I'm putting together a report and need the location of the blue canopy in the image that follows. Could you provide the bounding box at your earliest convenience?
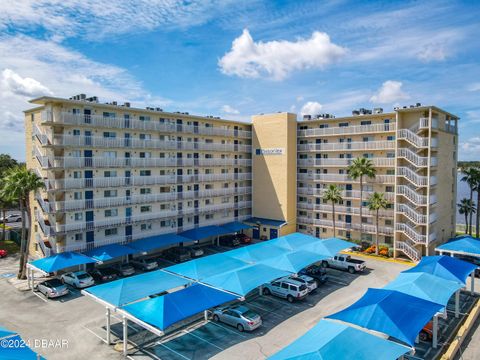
[128,233,191,253]
[300,237,356,258]
[180,225,231,241]
[29,251,97,273]
[326,288,443,346]
[0,335,46,359]
[269,319,410,360]
[165,253,250,281]
[202,263,291,296]
[260,250,328,273]
[269,232,320,250]
[403,255,477,284]
[221,221,253,232]
[436,236,480,256]
[0,325,16,339]
[122,284,238,331]
[84,270,190,307]
[84,243,140,262]
[244,217,286,227]
[227,242,291,263]
[384,272,463,307]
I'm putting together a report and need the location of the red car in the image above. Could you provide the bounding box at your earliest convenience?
[235,233,252,244]
[419,321,433,341]
[0,249,7,258]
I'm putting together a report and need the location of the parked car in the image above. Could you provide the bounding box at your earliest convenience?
[456,255,480,277]
[321,254,366,274]
[0,214,21,223]
[163,247,192,263]
[235,233,251,244]
[90,267,118,282]
[212,305,262,332]
[112,263,135,277]
[187,245,204,258]
[219,235,241,247]
[61,271,95,288]
[36,278,69,298]
[419,321,433,341]
[262,278,309,303]
[299,265,327,285]
[131,257,158,271]
[286,274,317,293]
[0,249,7,258]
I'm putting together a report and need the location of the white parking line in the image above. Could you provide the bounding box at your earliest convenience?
[156,342,190,360]
[82,325,109,344]
[183,330,224,350]
[32,291,48,303]
[246,303,284,318]
[208,321,248,338]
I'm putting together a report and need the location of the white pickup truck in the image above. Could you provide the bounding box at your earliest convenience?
[321,254,366,274]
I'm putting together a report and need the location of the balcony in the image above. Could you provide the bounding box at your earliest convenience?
[41,112,252,139]
[297,202,393,217]
[297,123,396,137]
[297,187,395,201]
[297,216,394,235]
[297,173,395,184]
[297,140,395,152]
[297,157,395,168]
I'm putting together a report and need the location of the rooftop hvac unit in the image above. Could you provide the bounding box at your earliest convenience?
[352,110,360,116]
[86,96,98,103]
[155,107,163,112]
[80,94,86,100]
[303,115,312,120]
[373,107,383,114]
[416,103,421,107]
[394,107,399,110]
[124,102,130,107]
[112,101,117,106]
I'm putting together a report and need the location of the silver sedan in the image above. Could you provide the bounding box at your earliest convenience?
[212,305,262,332]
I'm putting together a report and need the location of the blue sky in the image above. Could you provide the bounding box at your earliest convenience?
[1,0,479,160]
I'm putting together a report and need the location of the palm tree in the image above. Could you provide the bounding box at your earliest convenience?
[367,192,389,255]
[1,166,44,279]
[458,198,476,234]
[0,188,17,242]
[347,158,377,235]
[461,167,479,235]
[323,185,343,237]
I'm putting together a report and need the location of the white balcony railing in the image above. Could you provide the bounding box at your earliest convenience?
[396,185,428,205]
[396,148,432,167]
[396,167,431,187]
[297,216,394,235]
[396,240,421,262]
[297,187,395,201]
[396,204,429,224]
[297,202,393,218]
[297,123,396,137]
[297,173,395,184]
[42,112,252,139]
[297,140,395,152]
[397,129,429,148]
[395,222,428,244]
[297,157,395,168]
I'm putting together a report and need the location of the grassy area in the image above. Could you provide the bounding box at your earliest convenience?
[0,240,20,254]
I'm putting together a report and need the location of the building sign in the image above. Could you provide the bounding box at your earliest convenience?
[255,148,284,155]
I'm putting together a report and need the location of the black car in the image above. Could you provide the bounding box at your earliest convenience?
[90,267,118,282]
[457,255,480,277]
[219,235,241,247]
[299,265,328,285]
[163,247,192,263]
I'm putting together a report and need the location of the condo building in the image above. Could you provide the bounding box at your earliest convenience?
[25,95,458,262]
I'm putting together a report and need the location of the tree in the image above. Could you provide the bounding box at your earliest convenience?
[347,158,377,235]
[461,167,479,235]
[367,192,389,255]
[1,166,45,279]
[458,198,476,234]
[323,185,343,237]
[0,154,18,178]
[0,186,17,242]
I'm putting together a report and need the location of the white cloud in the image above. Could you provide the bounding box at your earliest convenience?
[417,44,447,62]
[370,81,410,104]
[1,68,53,97]
[461,137,480,152]
[468,83,480,92]
[221,104,240,114]
[300,101,323,116]
[218,29,347,80]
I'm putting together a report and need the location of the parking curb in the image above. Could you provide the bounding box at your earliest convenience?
[440,297,480,360]
[340,251,415,266]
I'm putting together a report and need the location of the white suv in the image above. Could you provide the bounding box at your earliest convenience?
[286,274,317,293]
[262,278,309,303]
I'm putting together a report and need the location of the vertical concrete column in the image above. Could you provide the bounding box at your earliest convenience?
[455,290,460,318]
[123,316,128,357]
[204,310,209,321]
[106,308,111,345]
[432,314,438,349]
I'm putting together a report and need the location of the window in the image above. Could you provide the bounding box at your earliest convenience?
[140,206,151,213]
[103,112,115,118]
[104,209,118,217]
[206,214,214,220]
[139,134,151,140]
[103,151,117,158]
[104,170,117,177]
[387,136,395,141]
[73,129,80,136]
[140,188,151,195]
[74,213,83,221]
[72,150,81,157]
[386,152,395,158]
[141,223,152,231]
[74,233,83,241]
[384,236,393,244]
[339,122,349,127]
[140,170,151,176]
[139,115,150,122]
[104,190,117,198]
[73,171,81,179]
[74,192,82,200]
[105,228,118,236]
[363,136,373,142]
[360,121,371,125]
[385,219,393,226]
[361,233,372,241]
[386,169,395,175]
[103,132,116,138]
[385,186,394,192]
[139,152,151,158]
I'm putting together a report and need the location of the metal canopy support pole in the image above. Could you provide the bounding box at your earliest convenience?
[432,314,438,349]
[123,316,128,357]
[471,271,475,295]
[204,310,208,321]
[455,290,460,318]
[106,307,111,345]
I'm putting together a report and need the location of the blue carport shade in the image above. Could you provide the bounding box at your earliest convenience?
[202,263,291,296]
[300,237,356,258]
[227,242,291,263]
[122,283,238,331]
[436,236,480,256]
[180,225,231,241]
[128,233,191,253]
[268,232,320,250]
[84,243,140,262]
[0,325,16,339]
[384,272,463,307]
[84,270,190,307]
[0,335,46,359]
[28,251,97,273]
[221,221,253,232]
[260,250,328,273]
[269,319,410,360]
[327,288,443,346]
[402,255,477,285]
[165,253,250,281]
